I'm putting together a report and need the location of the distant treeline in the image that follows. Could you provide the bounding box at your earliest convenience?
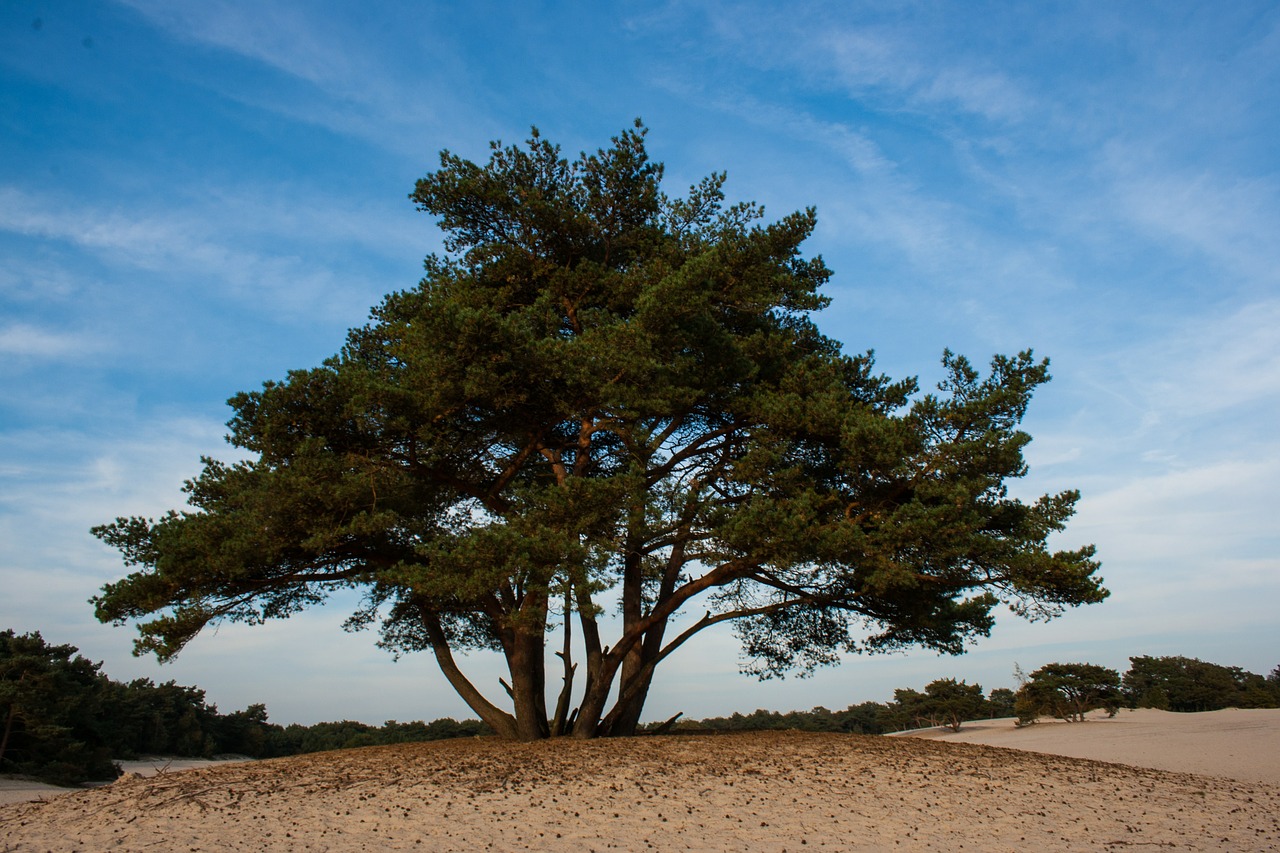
[0,630,490,785]
[657,656,1280,735]
[649,693,1011,736]
[3,629,1277,785]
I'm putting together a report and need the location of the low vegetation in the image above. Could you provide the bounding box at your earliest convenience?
[3,628,1277,784]
[0,630,489,785]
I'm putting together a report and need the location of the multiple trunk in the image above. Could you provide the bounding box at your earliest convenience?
[414,550,710,740]
[417,598,668,741]
[405,406,736,740]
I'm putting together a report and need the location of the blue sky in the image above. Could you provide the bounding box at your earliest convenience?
[2,1,1277,726]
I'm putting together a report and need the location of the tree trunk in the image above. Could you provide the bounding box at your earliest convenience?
[603,511,648,737]
[506,627,550,740]
[601,658,657,737]
[571,653,623,738]
[418,606,519,740]
[0,702,17,764]
[550,586,576,736]
[604,594,671,736]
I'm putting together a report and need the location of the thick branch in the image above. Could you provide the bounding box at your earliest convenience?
[607,558,751,665]
[551,585,576,736]
[600,598,804,732]
[489,429,548,498]
[418,604,517,739]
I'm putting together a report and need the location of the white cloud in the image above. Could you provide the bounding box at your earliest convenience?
[113,0,362,89]
[109,0,486,159]
[0,185,419,326]
[825,32,1032,124]
[1064,298,1280,460]
[1073,454,1280,565]
[0,323,103,359]
[1103,153,1280,291]
[1146,300,1280,418]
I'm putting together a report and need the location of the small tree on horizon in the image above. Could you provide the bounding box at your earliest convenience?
[986,687,1016,718]
[1015,662,1121,725]
[92,123,1106,741]
[894,678,985,731]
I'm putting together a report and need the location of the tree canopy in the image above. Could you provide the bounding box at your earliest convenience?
[1124,655,1278,711]
[1015,662,1122,724]
[0,630,117,783]
[891,679,987,732]
[93,122,1106,740]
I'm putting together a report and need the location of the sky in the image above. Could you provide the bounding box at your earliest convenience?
[2,1,1278,727]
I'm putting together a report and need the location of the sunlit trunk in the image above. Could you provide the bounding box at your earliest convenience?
[418,605,519,740]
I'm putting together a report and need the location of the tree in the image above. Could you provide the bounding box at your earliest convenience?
[1015,662,1121,724]
[838,701,891,735]
[889,679,985,731]
[103,679,220,757]
[986,687,1016,718]
[0,630,118,784]
[92,123,1106,741]
[1123,656,1278,711]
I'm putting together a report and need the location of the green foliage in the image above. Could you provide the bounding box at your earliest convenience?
[1015,662,1121,724]
[656,703,893,736]
[92,123,1105,740]
[0,630,118,784]
[1123,656,1278,712]
[263,717,490,755]
[1,628,494,784]
[921,679,986,731]
[101,678,221,758]
[986,687,1016,718]
[882,679,986,731]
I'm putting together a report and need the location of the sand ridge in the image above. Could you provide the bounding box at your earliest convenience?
[3,730,1278,851]
[903,707,1280,786]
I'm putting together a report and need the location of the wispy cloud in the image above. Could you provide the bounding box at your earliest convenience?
[109,0,487,158]
[0,323,103,359]
[1064,297,1280,459]
[1141,299,1280,421]
[0,185,422,325]
[819,26,1036,124]
[113,0,362,89]
[1102,153,1280,291]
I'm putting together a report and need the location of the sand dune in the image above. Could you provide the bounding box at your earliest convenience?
[901,707,1280,786]
[3,726,1278,851]
[0,757,249,807]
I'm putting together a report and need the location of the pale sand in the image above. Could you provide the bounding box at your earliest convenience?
[3,729,1278,851]
[902,707,1280,786]
[0,757,249,807]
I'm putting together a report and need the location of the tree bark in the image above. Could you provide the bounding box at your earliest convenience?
[602,664,657,737]
[550,586,576,736]
[0,702,17,765]
[571,652,623,738]
[418,607,519,740]
[506,626,550,740]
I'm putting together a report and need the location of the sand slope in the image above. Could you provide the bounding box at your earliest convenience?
[0,757,250,807]
[3,731,1278,852]
[903,707,1280,786]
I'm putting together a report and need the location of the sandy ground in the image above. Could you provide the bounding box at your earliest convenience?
[901,707,1280,786]
[0,757,249,807]
[2,727,1278,851]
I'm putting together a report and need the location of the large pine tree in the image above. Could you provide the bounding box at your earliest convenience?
[94,123,1105,740]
